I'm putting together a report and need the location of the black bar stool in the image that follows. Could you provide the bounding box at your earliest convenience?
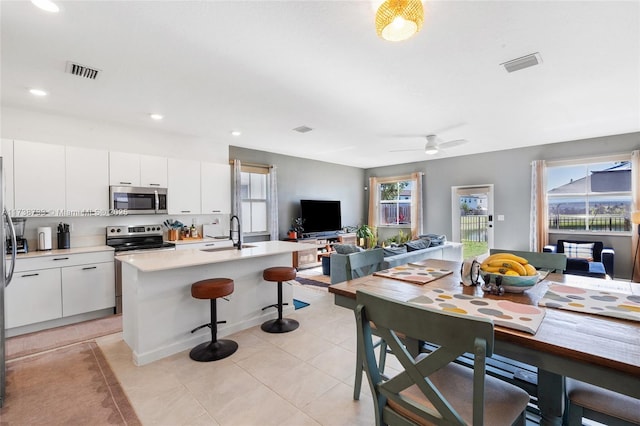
[189,278,238,362]
[261,266,299,333]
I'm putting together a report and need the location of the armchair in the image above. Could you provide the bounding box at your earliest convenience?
[543,239,614,279]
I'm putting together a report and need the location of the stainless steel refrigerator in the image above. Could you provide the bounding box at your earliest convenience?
[0,157,18,408]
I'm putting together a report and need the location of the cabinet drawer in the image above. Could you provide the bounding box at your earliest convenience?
[5,268,62,328]
[14,251,114,272]
[61,262,115,317]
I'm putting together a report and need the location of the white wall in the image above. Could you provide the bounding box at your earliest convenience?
[2,106,228,163]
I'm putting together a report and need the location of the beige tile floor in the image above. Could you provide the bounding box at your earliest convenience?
[96,283,395,426]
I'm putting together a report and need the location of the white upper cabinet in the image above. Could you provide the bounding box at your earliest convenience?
[201,162,231,214]
[140,155,168,188]
[65,146,109,212]
[14,140,65,214]
[168,158,201,214]
[109,151,168,188]
[109,151,140,186]
[1,139,15,210]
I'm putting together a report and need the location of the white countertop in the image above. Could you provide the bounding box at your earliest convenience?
[118,240,320,272]
[11,245,114,260]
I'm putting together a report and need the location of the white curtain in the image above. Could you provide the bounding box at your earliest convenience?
[631,150,640,282]
[268,166,278,241]
[232,159,242,221]
[530,160,548,252]
[410,172,424,238]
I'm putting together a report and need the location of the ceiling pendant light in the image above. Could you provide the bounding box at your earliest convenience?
[375,0,424,42]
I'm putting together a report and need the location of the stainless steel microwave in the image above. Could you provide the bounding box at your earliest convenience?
[109,186,168,215]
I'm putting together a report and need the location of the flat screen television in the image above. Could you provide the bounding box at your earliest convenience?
[300,200,341,234]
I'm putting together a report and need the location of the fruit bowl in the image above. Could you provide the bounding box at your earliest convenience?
[480,271,541,293]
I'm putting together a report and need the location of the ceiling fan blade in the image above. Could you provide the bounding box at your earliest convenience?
[389,148,424,152]
[439,139,468,149]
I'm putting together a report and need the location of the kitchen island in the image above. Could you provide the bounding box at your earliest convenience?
[118,240,318,365]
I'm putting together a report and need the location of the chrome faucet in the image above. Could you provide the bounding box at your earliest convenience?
[230,215,242,249]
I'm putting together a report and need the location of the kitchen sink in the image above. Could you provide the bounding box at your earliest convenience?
[200,244,257,252]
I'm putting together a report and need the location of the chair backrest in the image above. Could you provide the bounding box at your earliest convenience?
[346,248,385,280]
[356,289,494,426]
[555,240,603,262]
[490,248,567,273]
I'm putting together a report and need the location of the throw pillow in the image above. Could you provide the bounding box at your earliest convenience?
[334,244,363,254]
[562,242,594,261]
[383,246,407,256]
[418,236,431,247]
[404,239,430,252]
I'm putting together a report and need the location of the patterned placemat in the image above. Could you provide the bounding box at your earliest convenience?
[408,288,545,334]
[539,283,640,322]
[373,264,453,285]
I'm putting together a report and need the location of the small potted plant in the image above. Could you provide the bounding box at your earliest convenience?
[356,224,375,248]
[289,217,304,239]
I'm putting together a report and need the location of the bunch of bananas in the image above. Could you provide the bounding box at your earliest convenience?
[480,253,537,276]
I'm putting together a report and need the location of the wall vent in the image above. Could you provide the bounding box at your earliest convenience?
[501,52,543,73]
[65,61,101,80]
[293,125,313,133]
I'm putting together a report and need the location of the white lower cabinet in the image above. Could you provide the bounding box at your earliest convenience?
[6,250,115,330]
[62,262,115,317]
[5,268,62,329]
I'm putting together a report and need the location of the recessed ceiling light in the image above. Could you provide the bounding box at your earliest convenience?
[231,130,242,137]
[150,114,163,121]
[31,0,59,13]
[29,88,47,97]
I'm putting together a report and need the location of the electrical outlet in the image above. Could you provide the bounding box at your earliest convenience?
[70,223,74,232]
[497,215,505,221]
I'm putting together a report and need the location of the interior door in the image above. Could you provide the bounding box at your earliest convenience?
[451,185,494,259]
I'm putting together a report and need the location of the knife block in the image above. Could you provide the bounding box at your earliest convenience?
[57,231,70,249]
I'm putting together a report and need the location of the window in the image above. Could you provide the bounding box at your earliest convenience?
[368,172,423,240]
[240,166,270,234]
[546,156,632,233]
[379,180,413,226]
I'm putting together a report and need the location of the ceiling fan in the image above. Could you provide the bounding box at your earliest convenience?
[390,134,469,155]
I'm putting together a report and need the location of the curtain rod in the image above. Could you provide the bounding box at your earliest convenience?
[228,159,273,169]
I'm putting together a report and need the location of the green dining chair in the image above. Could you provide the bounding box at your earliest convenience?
[346,248,389,400]
[482,249,568,401]
[565,378,640,426]
[356,289,530,426]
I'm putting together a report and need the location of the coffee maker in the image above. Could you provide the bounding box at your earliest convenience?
[6,218,28,254]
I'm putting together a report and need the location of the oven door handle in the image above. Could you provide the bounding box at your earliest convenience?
[154,190,159,213]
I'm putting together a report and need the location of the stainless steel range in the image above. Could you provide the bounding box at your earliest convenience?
[106,224,175,253]
[106,224,175,313]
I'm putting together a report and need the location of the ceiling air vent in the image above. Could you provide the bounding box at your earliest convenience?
[501,52,543,73]
[293,125,313,133]
[65,61,101,80]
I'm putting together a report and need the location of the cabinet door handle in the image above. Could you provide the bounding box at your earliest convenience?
[119,182,132,185]
[149,183,160,186]
[205,243,215,246]
[82,266,97,270]
[21,273,39,277]
[53,257,70,261]
[211,210,221,213]
[181,210,191,213]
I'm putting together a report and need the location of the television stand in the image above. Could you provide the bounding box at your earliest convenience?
[288,232,356,270]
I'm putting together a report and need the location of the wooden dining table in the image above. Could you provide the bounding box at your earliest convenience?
[328,259,640,426]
